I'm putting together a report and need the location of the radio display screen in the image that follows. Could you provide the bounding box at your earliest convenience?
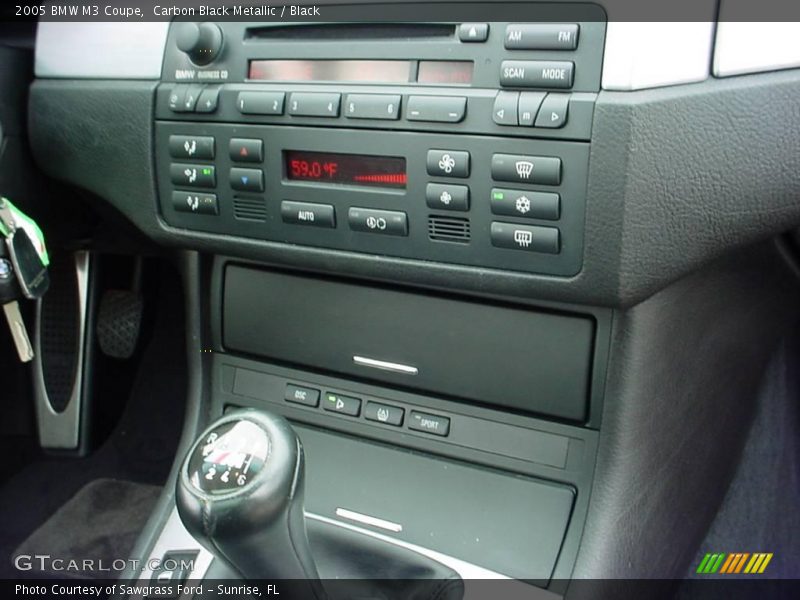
[248,60,473,84]
[284,150,407,189]
[249,60,411,83]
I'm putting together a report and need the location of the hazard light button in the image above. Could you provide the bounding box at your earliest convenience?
[229,138,264,163]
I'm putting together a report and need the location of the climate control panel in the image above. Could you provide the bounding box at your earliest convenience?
[155,123,589,276]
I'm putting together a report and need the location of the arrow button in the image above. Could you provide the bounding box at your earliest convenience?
[534,93,569,129]
[229,167,264,192]
[492,91,519,126]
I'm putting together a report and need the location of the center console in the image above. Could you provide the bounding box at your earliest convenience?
[154,10,604,277]
[139,5,609,594]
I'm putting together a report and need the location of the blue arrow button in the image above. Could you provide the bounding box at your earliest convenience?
[230,168,263,192]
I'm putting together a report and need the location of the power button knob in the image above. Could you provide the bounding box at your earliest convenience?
[176,22,223,66]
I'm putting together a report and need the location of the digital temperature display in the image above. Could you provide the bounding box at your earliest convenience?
[285,151,407,189]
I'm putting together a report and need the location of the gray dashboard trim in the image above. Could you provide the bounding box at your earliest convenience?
[35,22,169,79]
[713,22,800,77]
[32,16,722,90]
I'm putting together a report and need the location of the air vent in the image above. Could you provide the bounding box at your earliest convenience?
[428,216,471,243]
[233,197,266,221]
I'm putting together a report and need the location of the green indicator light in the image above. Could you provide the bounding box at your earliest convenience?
[327,395,337,402]
[202,168,212,175]
[493,192,504,200]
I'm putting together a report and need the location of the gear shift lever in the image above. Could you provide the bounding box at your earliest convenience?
[176,409,325,598]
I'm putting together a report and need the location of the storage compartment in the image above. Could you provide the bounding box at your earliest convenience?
[223,266,594,421]
[296,424,574,582]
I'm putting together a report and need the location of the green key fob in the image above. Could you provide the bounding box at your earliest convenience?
[7,226,49,299]
[0,198,50,299]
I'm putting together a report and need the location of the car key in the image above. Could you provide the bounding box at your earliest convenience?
[0,255,34,362]
[0,198,50,299]
[0,198,48,362]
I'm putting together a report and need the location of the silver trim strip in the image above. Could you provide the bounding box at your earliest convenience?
[33,251,90,450]
[713,22,800,77]
[35,23,169,79]
[602,22,715,90]
[140,508,564,596]
[334,507,403,532]
[353,355,418,375]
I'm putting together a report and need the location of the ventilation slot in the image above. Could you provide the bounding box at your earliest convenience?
[233,197,266,221]
[428,216,471,243]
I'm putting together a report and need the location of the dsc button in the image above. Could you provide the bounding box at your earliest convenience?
[285,384,320,407]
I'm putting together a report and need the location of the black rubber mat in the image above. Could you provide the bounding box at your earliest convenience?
[0,264,186,578]
[13,478,161,579]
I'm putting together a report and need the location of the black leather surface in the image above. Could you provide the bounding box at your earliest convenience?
[176,410,324,599]
[568,240,800,595]
[27,70,800,308]
[203,517,464,600]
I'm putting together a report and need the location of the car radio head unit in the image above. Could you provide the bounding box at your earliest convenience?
[154,6,606,276]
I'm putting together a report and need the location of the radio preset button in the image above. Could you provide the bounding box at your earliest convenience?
[288,92,341,118]
[491,188,560,220]
[535,93,569,128]
[237,91,285,115]
[500,60,574,89]
[172,191,218,215]
[491,154,561,185]
[281,201,336,228]
[426,150,470,178]
[344,94,401,120]
[349,208,408,236]
[491,222,560,254]
[196,86,220,113]
[493,92,519,126]
[518,92,546,126]
[426,183,470,211]
[230,167,264,193]
[458,23,489,43]
[229,138,263,163]
[169,135,214,160]
[170,163,215,188]
[407,96,466,123]
[505,24,579,50]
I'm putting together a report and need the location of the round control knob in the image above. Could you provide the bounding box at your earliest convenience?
[175,22,223,66]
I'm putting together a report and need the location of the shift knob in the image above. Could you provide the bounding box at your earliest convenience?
[176,409,324,598]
